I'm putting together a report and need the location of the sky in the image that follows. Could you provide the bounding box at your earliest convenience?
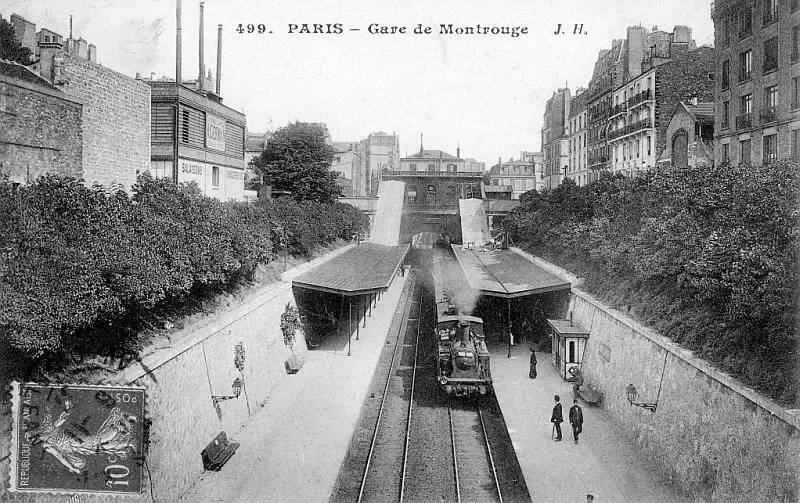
[3,0,714,166]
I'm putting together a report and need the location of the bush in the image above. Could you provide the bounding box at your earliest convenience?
[506,161,799,405]
[0,173,367,373]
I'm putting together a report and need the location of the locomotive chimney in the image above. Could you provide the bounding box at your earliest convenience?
[176,0,182,85]
[215,24,222,95]
[198,1,205,91]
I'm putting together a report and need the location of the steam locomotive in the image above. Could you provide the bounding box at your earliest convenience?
[432,249,492,396]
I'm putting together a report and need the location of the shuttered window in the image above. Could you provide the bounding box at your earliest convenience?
[151,103,174,143]
[225,122,245,159]
[179,105,205,148]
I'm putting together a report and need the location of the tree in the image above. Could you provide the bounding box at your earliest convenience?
[252,122,341,203]
[0,18,34,66]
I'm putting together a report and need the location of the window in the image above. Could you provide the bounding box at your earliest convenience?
[181,109,190,143]
[646,76,652,90]
[447,163,457,173]
[409,163,417,171]
[741,93,752,115]
[792,130,799,157]
[740,138,752,164]
[739,50,752,81]
[794,77,800,109]
[721,60,730,89]
[722,100,730,128]
[212,166,220,187]
[446,185,457,205]
[764,85,778,109]
[793,27,799,62]
[568,341,576,363]
[739,5,752,38]
[44,35,50,42]
[426,185,436,206]
[721,17,731,46]
[406,185,417,204]
[646,136,652,156]
[722,143,730,162]
[763,0,778,26]
[763,37,779,73]
[635,139,640,158]
[427,163,435,173]
[763,134,778,164]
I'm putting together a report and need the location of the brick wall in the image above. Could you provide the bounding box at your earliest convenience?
[654,47,715,157]
[0,77,83,183]
[53,53,150,190]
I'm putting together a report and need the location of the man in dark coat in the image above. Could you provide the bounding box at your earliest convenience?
[569,399,584,443]
[529,347,537,379]
[550,395,563,441]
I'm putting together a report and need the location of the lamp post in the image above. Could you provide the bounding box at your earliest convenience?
[624,383,658,412]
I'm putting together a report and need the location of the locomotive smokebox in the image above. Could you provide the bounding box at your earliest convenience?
[459,320,471,344]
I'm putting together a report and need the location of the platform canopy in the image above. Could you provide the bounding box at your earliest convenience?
[450,245,570,299]
[292,243,410,297]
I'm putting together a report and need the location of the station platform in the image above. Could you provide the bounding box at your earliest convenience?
[489,342,688,503]
[179,273,411,502]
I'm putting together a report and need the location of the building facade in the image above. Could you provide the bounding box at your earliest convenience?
[331,131,399,197]
[712,0,800,165]
[0,60,83,184]
[488,153,541,198]
[586,25,700,180]
[541,88,571,189]
[148,81,246,201]
[607,47,715,175]
[657,100,715,167]
[567,89,589,185]
[384,146,484,242]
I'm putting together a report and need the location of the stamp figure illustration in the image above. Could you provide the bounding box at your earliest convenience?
[13,383,146,494]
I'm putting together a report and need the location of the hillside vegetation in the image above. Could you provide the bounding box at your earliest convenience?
[0,174,368,379]
[505,161,799,405]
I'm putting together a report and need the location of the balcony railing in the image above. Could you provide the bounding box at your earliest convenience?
[628,89,653,107]
[735,112,752,130]
[386,170,484,178]
[763,6,778,26]
[759,106,778,124]
[610,102,627,116]
[607,118,653,141]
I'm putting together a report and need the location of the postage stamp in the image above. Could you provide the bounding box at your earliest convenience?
[10,382,146,494]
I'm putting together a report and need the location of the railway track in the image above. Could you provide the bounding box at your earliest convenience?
[449,399,503,503]
[332,259,530,503]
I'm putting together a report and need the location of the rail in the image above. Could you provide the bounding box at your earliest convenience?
[449,400,503,503]
[357,276,419,503]
[399,287,424,501]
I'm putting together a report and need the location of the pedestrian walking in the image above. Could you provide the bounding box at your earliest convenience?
[529,347,537,379]
[550,395,563,441]
[569,399,584,444]
[586,494,595,502]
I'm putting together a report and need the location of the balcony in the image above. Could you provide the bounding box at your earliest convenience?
[759,106,778,124]
[607,118,652,141]
[735,112,752,130]
[386,170,483,178]
[628,89,653,108]
[763,6,778,26]
[610,102,627,117]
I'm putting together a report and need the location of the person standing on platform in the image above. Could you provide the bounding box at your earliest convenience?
[529,347,537,379]
[551,395,563,441]
[569,399,584,444]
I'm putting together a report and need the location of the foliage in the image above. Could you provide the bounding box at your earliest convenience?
[251,122,341,203]
[505,161,800,405]
[0,18,33,66]
[280,303,302,353]
[0,173,367,375]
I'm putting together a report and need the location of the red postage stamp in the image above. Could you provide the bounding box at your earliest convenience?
[10,382,146,495]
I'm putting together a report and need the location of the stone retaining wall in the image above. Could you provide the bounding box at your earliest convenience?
[513,248,799,502]
[1,245,356,502]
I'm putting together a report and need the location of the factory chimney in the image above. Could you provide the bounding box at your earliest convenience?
[216,24,222,95]
[176,0,182,85]
[198,1,204,91]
